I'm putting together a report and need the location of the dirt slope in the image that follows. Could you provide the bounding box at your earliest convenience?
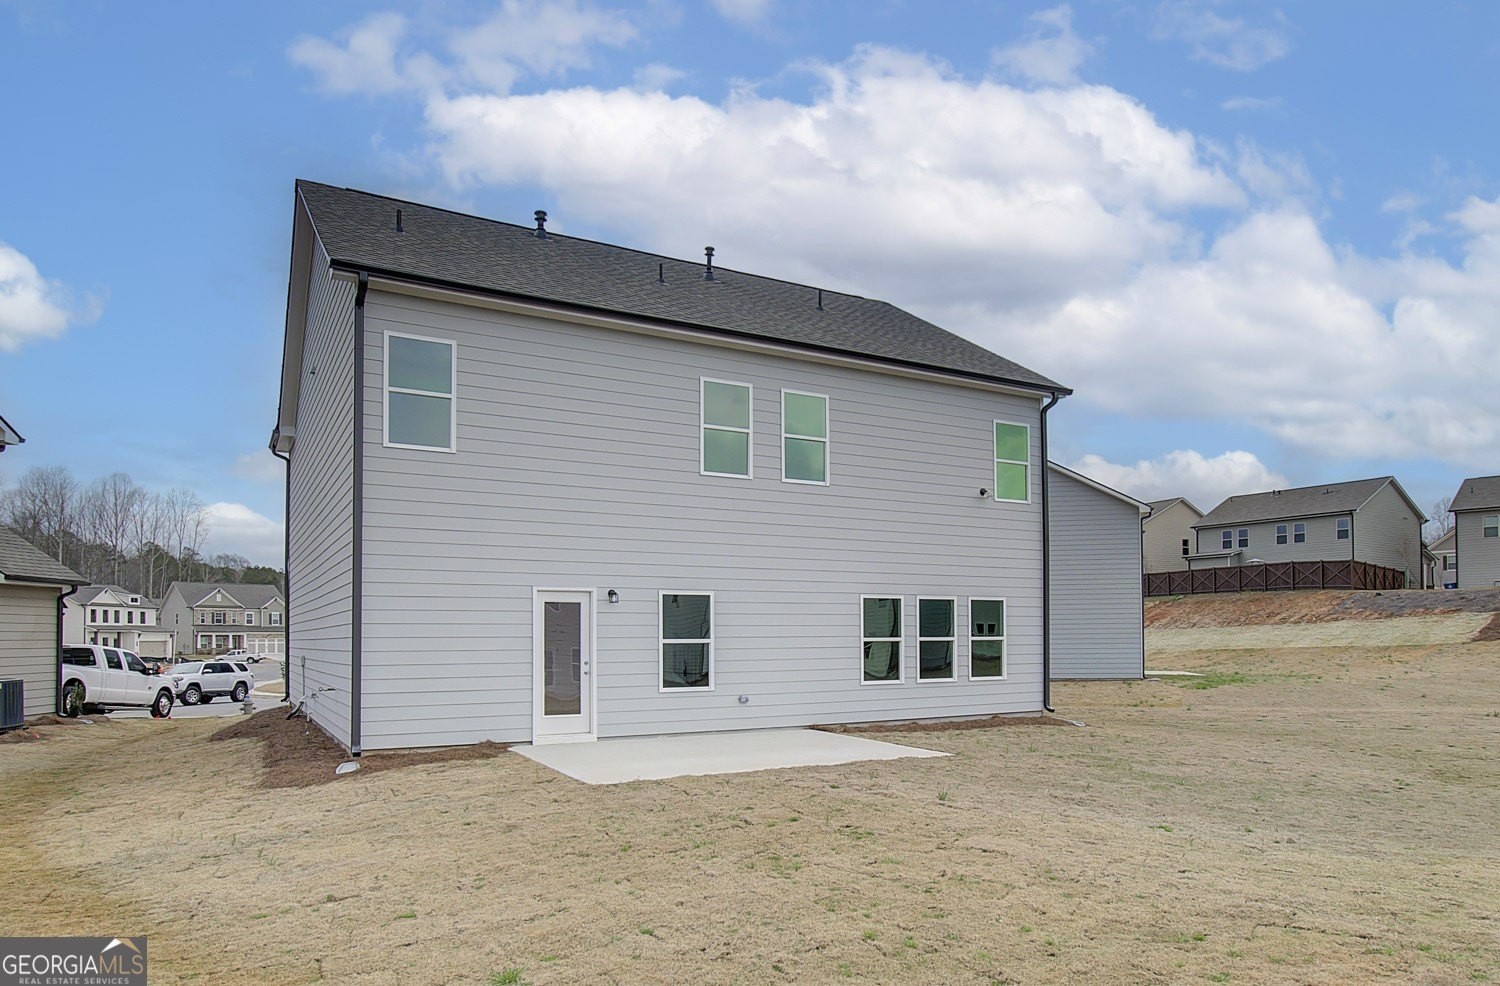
[1147,587,1500,629]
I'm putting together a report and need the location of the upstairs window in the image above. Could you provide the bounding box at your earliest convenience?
[1181,538,1190,557]
[1276,524,1288,545]
[270,612,283,627]
[89,608,98,622]
[1337,518,1351,540]
[1221,529,1233,550]
[245,611,257,626]
[1237,529,1249,548]
[385,332,456,452]
[1294,522,1307,543]
[127,611,134,624]
[781,390,828,484]
[993,422,1030,502]
[1485,514,1499,538]
[212,611,226,625]
[701,379,752,478]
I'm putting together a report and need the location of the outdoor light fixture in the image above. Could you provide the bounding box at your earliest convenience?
[979,488,990,497]
[608,589,619,604]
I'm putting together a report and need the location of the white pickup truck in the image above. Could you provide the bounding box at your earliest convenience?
[60,645,176,718]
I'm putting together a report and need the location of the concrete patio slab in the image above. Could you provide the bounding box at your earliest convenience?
[512,727,949,785]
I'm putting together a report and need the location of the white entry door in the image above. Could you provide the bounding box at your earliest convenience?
[533,590,595,743]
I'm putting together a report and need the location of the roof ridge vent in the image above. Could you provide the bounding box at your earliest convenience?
[534,210,548,238]
[704,246,715,281]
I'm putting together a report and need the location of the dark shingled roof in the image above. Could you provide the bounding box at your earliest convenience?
[1194,477,1400,529]
[169,582,284,610]
[0,526,84,585]
[296,181,1067,394]
[1451,475,1500,512]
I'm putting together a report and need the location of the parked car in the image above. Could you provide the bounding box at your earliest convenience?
[169,660,253,706]
[59,645,175,718]
[221,648,262,664]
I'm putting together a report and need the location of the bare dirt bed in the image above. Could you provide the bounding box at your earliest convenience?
[2,634,1497,984]
[1147,587,1500,629]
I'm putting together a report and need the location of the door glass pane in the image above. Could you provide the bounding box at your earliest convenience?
[703,428,749,475]
[784,437,826,482]
[389,392,452,448]
[703,381,750,428]
[543,602,582,717]
[388,335,452,393]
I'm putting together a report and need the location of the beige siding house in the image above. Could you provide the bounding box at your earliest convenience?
[159,583,286,657]
[63,585,176,658]
[1450,476,1500,588]
[1143,497,1202,574]
[1,525,86,719]
[1189,477,1425,586]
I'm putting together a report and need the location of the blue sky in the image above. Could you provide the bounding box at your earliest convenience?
[2,0,1497,563]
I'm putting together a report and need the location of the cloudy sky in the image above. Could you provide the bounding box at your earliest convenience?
[2,0,1497,562]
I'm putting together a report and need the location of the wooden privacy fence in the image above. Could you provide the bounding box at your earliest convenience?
[1145,560,1407,597]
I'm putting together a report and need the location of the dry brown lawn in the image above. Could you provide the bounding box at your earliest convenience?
[2,617,1498,984]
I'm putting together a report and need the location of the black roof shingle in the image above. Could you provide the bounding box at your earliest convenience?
[296,181,1067,394]
[0,526,84,585]
[1451,475,1500,512]
[1194,477,1414,529]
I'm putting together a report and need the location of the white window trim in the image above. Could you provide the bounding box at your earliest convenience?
[383,330,458,453]
[1336,517,1351,540]
[859,594,905,686]
[1484,514,1499,538]
[780,388,830,486]
[1237,528,1249,548]
[1293,522,1307,543]
[699,378,753,479]
[1276,524,1288,545]
[967,596,1008,681]
[1221,529,1234,550]
[245,611,256,625]
[916,596,958,683]
[269,612,283,627]
[992,420,1031,504]
[659,590,715,693]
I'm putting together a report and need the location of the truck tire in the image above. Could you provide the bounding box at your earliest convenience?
[182,684,202,705]
[61,680,85,718]
[231,683,249,702]
[151,690,174,719]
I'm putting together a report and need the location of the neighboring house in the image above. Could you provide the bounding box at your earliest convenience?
[1189,477,1426,587]
[1429,529,1457,589]
[272,180,1071,753]
[1142,497,1203,574]
[1450,475,1500,588]
[62,585,176,658]
[1048,463,1149,680]
[0,413,22,451]
[0,525,86,719]
[158,582,286,657]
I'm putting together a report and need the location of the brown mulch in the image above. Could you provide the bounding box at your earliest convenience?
[210,709,508,788]
[1,714,114,744]
[1473,612,1500,642]
[814,714,1075,735]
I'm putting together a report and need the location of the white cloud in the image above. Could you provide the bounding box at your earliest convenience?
[711,0,772,28]
[0,241,100,351]
[230,451,283,484]
[1220,95,1281,112]
[993,4,1094,86]
[1151,1,1290,71]
[632,62,686,92]
[1070,449,1288,510]
[288,13,416,95]
[202,503,283,567]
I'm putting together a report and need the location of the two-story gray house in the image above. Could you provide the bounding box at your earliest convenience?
[159,582,286,658]
[272,181,1075,753]
[1449,475,1500,588]
[1187,477,1425,586]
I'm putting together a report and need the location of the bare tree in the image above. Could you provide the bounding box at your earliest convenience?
[81,473,144,587]
[1,465,79,566]
[1427,496,1454,540]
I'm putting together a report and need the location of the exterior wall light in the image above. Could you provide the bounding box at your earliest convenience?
[607,589,619,604]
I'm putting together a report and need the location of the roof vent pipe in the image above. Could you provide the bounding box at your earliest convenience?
[703,246,715,281]
[534,210,548,238]
[395,209,404,233]
[817,289,824,311]
[657,262,666,284]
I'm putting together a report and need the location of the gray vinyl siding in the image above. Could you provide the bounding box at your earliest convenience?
[0,583,60,718]
[287,242,357,747]
[1196,514,1349,564]
[1352,483,1423,587]
[1455,511,1500,588]
[157,590,191,655]
[357,288,1047,749]
[1047,470,1143,680]
[1142,501,1198,573]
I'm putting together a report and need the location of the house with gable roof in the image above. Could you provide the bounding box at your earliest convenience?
[1449,475,1500,588]
[159,582,285,657]
[271,180,1087,752]
[1188,477,1425,587]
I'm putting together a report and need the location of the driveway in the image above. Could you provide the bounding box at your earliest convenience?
[109,659,286,720]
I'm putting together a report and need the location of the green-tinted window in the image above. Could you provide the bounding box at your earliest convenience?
[970,598,1005,678]
[1485,515,1499,538]
[386,333,455,450]
[918,598,955,681]
[702,380,751,477]
[993,422,1029,502]
[862,597,902,684]
[782,391,828,484]
[662,593,713,690]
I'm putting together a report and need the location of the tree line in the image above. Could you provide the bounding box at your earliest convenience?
[0,464,283,598]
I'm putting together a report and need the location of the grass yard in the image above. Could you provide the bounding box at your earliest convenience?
[2,610,1497,984]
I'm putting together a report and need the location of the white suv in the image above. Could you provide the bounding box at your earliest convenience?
[170,660,253,706]
[60,646,176,718]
